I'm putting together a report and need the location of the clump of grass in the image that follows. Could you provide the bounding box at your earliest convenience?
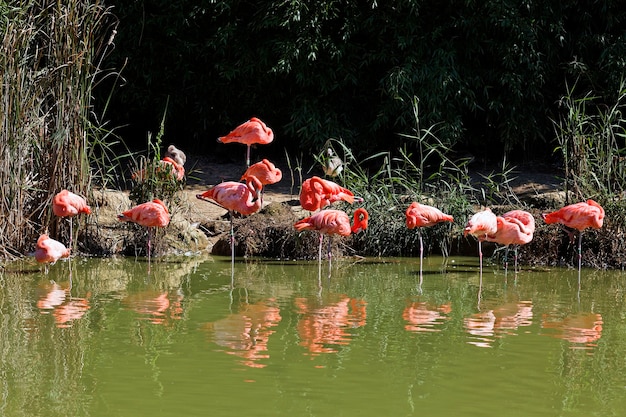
[553,79,626,202]
[333,98,477,257]
[0,2,117,259]
[121,104,185,257]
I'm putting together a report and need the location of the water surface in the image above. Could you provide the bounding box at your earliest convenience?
[1,255,625,416]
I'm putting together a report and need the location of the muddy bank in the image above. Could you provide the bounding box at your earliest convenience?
[76,183,625,270]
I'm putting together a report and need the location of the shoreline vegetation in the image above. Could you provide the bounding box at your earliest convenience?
[2,2,626,270]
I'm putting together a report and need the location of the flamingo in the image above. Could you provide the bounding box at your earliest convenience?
[241,158,282,206]
[196,175,263,264]
[132,156,185,182]
[485,210,534,272]
[405,202,454,281]
[217,117,274,167]
[117,199,171,263]
[542,199,604,273]
[485,210,535,272]
[294,208,369,266]
[322,148,343,177]
[34,234,71,272]
[299,176,359,212]
[52,189,91,250]
[464,208,498,275]
[164,144,186,166]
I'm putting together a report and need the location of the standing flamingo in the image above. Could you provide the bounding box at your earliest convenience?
[484,210,535,273]
[241,158,282,206]
[217,117,274,167]
[542,199,604,273]
[196,176,263,265]
[299,176,359,212]
[34,234,71,272]
[118,199,171,263]
[52,189,91,250]
[464,208,498,275]
[294,208,369,269]
[405,202,454,281]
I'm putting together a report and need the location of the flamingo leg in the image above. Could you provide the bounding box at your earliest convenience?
[327,236,332,271]
[147,227,152,265]
[69,218,74,253]
[230,212,235,270]
[246,145,251,167]
[418,230,424,288]
[504,246,509,274]
[318,233,323,281]
[578,231,583,274]
[478,239,484,277]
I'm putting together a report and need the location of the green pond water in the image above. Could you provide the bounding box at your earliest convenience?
[1,255,626,417]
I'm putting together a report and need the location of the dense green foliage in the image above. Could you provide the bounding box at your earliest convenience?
[103,0,626,161]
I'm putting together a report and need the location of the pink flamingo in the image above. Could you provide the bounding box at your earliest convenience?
[241,158,282,206]
[299,176,359,212]
[405,202,454,280]
[52,189,91,249]
[196,176,263,263]
[218,117,274,167]
[132,156,185,182]
[484,209,535,272]
[542,199,604,272]
[118,199,171,263]
[34,234,71,271]
[464,208,498,275]
[294,208,368,267]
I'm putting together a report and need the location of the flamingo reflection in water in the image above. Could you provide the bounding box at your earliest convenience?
[295,296,367,356]
[36,281,91,328]
[402,302,452,333]
[203,299,282,369]
[463,301,534,348]
[541,311,603,351]
[123,290,184,326]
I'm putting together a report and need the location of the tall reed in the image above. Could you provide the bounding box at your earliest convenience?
[0,1,117,258]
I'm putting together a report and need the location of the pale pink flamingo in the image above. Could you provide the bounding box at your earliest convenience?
[118,199,171,263]
[196,176,263,264]
[52,189,91,249]
[542,199,604,272]
[34,234,70,267]
[405,202,454,280]
[484,209,535,272]
[464,208,498,275]
[217,117,274,167]
[241,158,282,206]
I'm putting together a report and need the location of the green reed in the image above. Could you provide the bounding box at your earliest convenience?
[0,1,117,258]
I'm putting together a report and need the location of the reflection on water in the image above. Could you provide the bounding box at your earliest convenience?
[203,298,282,368]
[402,301,451,332]
[464,300,534,348]
[296,295,367,355]
[123,290,184,325]
[36,280,91,328]
[541,311,603,351]
[1,257,625,417]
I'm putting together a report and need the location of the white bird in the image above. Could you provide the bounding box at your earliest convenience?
[322,148,343,177]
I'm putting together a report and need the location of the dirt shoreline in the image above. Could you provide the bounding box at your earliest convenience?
[79,156,623,269]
